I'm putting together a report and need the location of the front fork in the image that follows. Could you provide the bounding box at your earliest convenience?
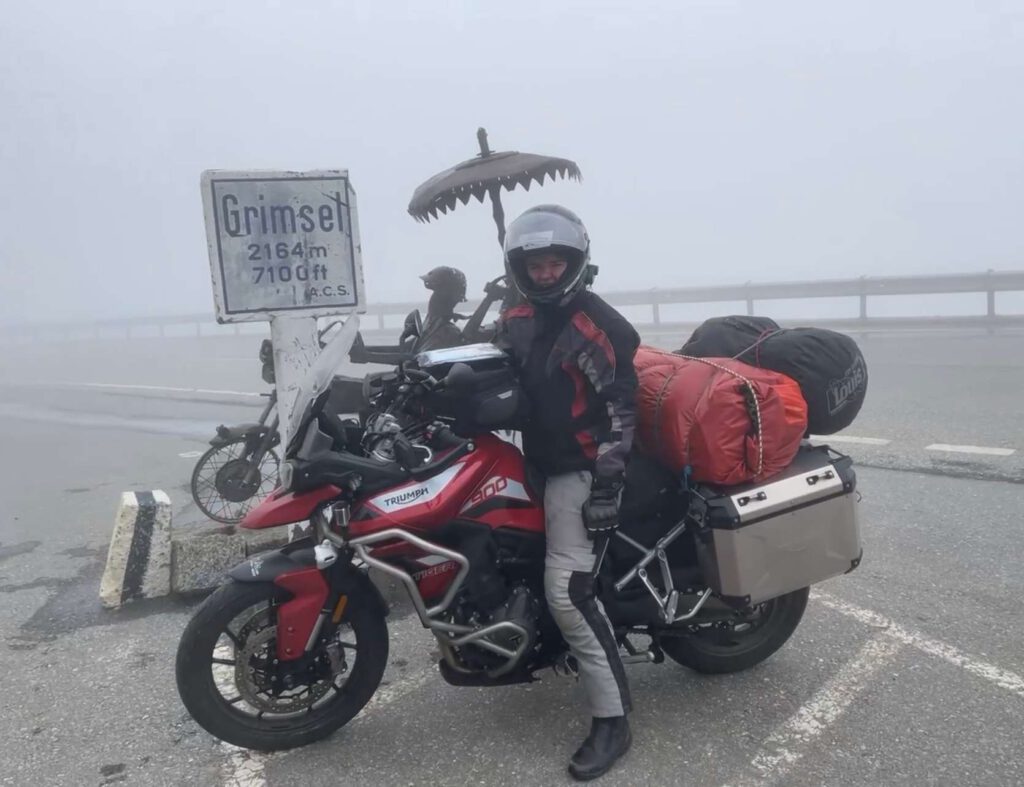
[244,392,279,486]
[232,507,384,664]
[243,414,280,487]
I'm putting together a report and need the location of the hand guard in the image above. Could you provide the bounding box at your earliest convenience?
[582,479,622,540]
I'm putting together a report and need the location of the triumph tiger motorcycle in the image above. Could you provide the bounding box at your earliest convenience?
[176,315,862,751]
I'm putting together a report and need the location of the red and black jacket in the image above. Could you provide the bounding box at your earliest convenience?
[495,291,640,483]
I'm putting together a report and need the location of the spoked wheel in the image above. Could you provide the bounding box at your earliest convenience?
[176,581,388,751]
[661,587,809,674]
[190,439,279,523]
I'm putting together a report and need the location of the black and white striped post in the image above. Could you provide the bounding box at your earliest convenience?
[99,491,172,608]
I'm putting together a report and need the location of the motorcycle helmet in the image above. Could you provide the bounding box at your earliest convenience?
[504,205,594,307]
[420,266,467,302]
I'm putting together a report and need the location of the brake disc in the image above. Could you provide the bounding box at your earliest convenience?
[233,615,332,714]
[215,459,261,502]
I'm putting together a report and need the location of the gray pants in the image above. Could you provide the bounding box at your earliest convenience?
[544,471,632,718]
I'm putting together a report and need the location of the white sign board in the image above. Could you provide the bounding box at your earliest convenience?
[201,170,365,323]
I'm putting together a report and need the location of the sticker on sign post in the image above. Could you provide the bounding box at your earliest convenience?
[201,170,365,323]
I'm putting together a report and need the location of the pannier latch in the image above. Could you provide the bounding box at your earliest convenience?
[805,470,836,486]
[737,491,768,507]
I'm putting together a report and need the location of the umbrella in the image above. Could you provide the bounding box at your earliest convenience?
[408,128,581,248]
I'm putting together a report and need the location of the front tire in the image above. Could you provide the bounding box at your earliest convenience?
[176,580,388,751]
[190,440,279,524]
[661,587,809,674]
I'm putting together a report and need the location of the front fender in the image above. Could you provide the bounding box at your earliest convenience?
[228,538,389,620]
[229,541,316,582]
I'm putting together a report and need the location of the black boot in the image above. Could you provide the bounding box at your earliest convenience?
[568,715,632,781]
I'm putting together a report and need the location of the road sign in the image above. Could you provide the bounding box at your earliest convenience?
[201,170,365,323]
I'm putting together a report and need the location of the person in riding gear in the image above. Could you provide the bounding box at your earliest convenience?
[405,266,468,351]
[495,205,640,781]
[351,266,469,364]
[397,266,470,349]
[421,265,468,306]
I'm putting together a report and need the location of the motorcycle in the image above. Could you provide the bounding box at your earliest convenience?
[176,315,861,751]
[189,339,282,524]
[190,328,365,524]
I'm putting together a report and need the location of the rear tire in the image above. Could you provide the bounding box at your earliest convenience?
[176,580,388,751]
[661,587,809,674]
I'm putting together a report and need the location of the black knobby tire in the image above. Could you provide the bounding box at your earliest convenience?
[190,439,279,524]
[176,580,388,751]
[661,587,809,674]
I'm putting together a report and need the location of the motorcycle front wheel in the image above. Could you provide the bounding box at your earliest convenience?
[175,580,389,751]
[190,439,279,524]
[660,587,809,674]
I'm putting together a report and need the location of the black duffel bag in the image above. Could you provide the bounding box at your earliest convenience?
[679,319,868,435]
[678,315,780,360]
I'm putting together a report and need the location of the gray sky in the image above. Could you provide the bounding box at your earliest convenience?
[1,0,1022,323]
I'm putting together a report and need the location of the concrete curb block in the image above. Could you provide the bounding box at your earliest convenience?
[171,526,294,594]
[99,491,172,608]
[98,490,410,611]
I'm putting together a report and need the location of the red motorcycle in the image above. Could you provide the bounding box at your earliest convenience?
[175,316,861,751]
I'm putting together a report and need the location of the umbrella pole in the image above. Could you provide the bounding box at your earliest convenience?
[488,185,506,248]
[488,185,521,308]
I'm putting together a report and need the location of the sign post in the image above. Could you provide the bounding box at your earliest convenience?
[201,169,365,446]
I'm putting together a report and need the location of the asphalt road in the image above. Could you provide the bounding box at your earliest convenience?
[0,329,1022,786]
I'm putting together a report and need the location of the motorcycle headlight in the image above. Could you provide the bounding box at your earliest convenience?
[279,460,295,492]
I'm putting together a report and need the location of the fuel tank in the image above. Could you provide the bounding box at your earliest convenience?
[348,434,544,538]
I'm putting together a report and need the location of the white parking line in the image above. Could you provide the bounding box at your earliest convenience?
[221,745,267,787]
[2,380,263,397]
[925,443,1016,457]
[810,435,892,446]
[80,382,262,397]
[728,591,1024,786]
[815,591,1024,698]
[723,634,903,787]
[218,665,437,787]
[214,641,269,787]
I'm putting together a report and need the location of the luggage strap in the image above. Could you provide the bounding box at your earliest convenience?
[732,328,780,367]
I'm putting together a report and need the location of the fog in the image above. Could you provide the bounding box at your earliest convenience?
[1,0,1022,324]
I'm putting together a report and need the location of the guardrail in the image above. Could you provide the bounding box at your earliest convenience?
[3,269,1023,342]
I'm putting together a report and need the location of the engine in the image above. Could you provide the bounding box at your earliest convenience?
[447,584,541,676]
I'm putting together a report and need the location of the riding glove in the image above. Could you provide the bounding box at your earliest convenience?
[582,478,623,539]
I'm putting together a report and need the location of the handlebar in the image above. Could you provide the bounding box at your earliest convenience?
[292,428,473,493]
[408,433,474,481]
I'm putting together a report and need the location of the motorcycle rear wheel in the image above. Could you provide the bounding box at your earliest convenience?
[176,580,388,751]
[661,587,809,674]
